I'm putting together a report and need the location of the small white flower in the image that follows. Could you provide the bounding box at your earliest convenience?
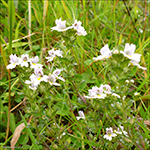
[130,79,134,83]
[29,83,38,91]
[120,43,141,62]
[122,95,126,100]
[76,111,85,120]
[29,56,43,69]
[134,92,140,96]
[51,18,73,32]
[84,86,107,99]
[55,49,63,57]
[46,48,63,62]
[34,67,43,77]
[43,75,61,86]
[52,69,65,82]
[6,54,20,69]
[72,20,82,30]
[101,84,112,94]
[20,54,29,67]
[112,93,121,98]
[114,126,128,136]
[93,44,112,61]
[25,68,45,90]
[125,80,129,83]
[72,20,87,36]
[113,49,119,54]
[139,29,143,33]
[76,26,87,36]
[103,127,117,141]
[25,74,38,90]
[60,132,66,138]
[130,60,147,70]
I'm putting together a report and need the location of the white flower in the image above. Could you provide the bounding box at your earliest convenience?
[6,54,20,69]
[125,80,129,83]
[93,44,112,61]
[114,126,128,136]
[72,20,87,36]
[25,68,45,90]
[72,20,82,30]
[43,74,61,86]
[55,49,63,57]
[103,127,117,141]
[76,26,87,36]
[51,18,73,32]
[29,83,38,91]
[59,132,66,138]
[134,92,140,96]
[25,74,38,90]
[112,93,121,98]
[130,79,134,83]
[29,56,43,69]
[113,49,119,54]
[139,29,143,33]
[130,59,147,70]
[52,69,65,82]
[20,54,29,67]
[46,48,63,62]
[76,111,85,120]
[101,84,112,94]
[122,95,126,100]
[125,79,134,84]
[120,43,141,62]
[84,86,107,99]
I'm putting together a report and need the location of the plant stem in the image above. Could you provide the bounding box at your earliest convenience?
[5,71,11,142]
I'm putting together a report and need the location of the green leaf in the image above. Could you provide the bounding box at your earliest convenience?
[79,81,87,90]
[10,72,16,77]
[22,145,31,149]
[81,70,96,83]
[4,42,28,50]
[10,113,16,133]
[18,134,29,145]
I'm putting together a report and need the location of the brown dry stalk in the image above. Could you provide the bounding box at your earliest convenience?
[5,69,11,142]
[10,96,27,112]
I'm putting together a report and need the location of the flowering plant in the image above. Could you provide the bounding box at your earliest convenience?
[3,12,149,150]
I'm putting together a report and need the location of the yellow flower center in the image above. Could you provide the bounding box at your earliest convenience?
[108,133,112,137]
[37,77,41,81]
[130,62,133,65]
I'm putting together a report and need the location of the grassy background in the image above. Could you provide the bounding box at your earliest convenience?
[0,0,150,149]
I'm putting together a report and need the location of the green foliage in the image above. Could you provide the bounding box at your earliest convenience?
[0,0,149,149]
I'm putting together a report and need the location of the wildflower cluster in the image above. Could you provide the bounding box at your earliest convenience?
[46,48,63,62]
[7,51,65,90]
[51,18,87,36]
[84,84,120,99]
[6,17,148,149]
[104,126,127,141]
[93,43,147,70]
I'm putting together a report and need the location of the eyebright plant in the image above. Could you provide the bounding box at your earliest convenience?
[7,18,148,149]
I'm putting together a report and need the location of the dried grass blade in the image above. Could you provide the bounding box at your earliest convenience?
[10,123,25,150]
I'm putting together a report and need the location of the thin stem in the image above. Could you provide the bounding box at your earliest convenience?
[5,71,11,142]
[28,0,32,50]
[123,0,140,38]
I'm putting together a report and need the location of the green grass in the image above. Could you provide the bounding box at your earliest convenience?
[0,0,150,149]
